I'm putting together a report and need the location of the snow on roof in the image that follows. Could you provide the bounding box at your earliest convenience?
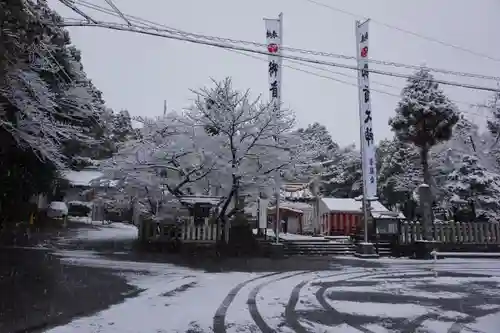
[268,206,303,214]
[178,196,222,205]
[321,197,405,218]
[280,183,315,200]
[62,170,107,187]
[280,201,313,211]
[269,201,313,214]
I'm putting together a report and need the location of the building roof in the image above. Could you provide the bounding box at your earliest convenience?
[178,195,222,205]
[62,170,108,187]
[269,201,313,214]
[280,183,315,200]
[321,197,404,219]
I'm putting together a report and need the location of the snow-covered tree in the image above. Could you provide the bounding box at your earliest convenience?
[377,138,421,214]
[444,155,500,221]
[486,92,500,142]
[111,109,136,142]
[484,91,500,167]
[320,144,362,198]
[296,122,338,162]
[184,78,304,219]
[389,68,460,187]
[99,111,215,215]
[0,0,114,224]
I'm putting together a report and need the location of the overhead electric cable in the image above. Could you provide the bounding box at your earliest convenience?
[69,0,500,82]
[58,19,500,93]
[301,0,500,63]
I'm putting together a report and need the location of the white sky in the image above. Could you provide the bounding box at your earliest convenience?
[47,0,500,147]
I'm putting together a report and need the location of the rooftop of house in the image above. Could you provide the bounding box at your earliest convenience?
[268,201,314,214]
[321,197,405,219]
[61,169,117,188]
[178,195,222,205]
[280,183,315,200]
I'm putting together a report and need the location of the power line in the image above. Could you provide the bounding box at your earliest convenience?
[69,0,489,110]
[65,1,488,113]
[58,19,500,93]
[285,58,487,109]
[230,49,489,119]
[68,0,500,82]
[102,0,132,26]
[59,0,98,23]
[301,0,500,63]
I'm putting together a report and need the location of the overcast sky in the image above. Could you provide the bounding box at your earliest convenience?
[48,0,500,147]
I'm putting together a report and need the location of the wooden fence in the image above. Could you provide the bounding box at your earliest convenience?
[400,221,500,245]
[141,216,222,243]
[180,217,220,243]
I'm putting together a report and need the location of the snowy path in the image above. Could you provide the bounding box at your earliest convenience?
[45,251,500,333]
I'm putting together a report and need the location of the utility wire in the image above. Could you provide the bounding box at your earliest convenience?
[69,0,500,82]
[282,57,485,109]
[102,0,131,26]
[230,49,488,119]
[53,1,495,117]
[59,0,97,23]
[301,0,500,63]
[59,19,500,93]
[68,0,489,110]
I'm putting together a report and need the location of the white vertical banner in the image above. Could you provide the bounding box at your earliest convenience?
[264,17,282,111]
[265,15,283,242]
[356,20,377,199]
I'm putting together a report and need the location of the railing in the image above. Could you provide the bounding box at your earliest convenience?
[400,221,500,245]
[181,217,220,243]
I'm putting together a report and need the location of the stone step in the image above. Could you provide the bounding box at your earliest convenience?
[285,251,354,256]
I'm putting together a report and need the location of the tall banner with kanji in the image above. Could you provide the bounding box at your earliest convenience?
[356,20,377,199]
[264,17,282,110]
[265,16,283,241]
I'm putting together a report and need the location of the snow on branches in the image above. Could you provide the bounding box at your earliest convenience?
[390,67,459,186]
[1,69,96,169]
[185,78,301,202]
[390,68,460,149]
[101,78,311,218]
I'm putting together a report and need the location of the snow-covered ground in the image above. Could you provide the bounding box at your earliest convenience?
[252,229,350,242]
[45,248,500,333]
[59,220,138,242]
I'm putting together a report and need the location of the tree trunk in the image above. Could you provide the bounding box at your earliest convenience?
[419,146,433,240]
[420,146,431,186]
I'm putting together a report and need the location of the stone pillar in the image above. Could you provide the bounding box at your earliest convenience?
[418,184,433,241]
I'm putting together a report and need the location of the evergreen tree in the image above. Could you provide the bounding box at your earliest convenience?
[321,144,362,198]
[297,122,338,162]
[0,0,114,224]
[444,155,500,221]
[389,68,460,188]
[377,138,421,212]
[485,91,500,167]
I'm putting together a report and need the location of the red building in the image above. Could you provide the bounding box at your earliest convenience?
[319,198,403,236]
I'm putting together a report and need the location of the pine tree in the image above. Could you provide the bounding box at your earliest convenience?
[389,68,460,187]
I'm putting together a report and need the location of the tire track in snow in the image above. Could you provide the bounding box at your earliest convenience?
[247,271,314,333]
[285,270,371,333]
[312,267,427,333]
[213,271,283,333]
